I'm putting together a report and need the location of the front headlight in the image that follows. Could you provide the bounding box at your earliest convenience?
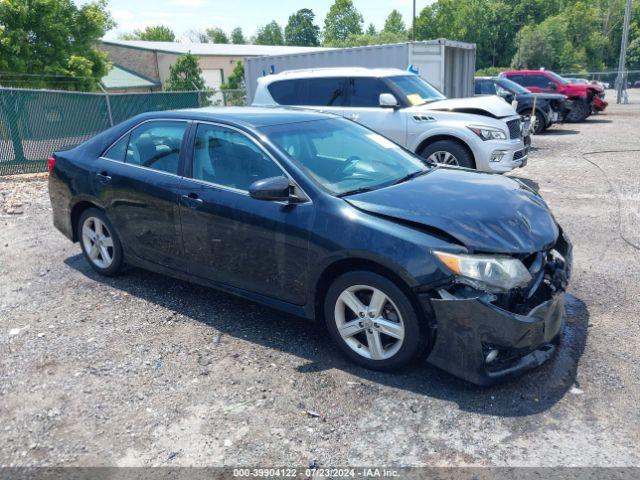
[434,251,532,292]
[467,124,507,141]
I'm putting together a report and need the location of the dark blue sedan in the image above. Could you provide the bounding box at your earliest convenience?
[48,107,571,385]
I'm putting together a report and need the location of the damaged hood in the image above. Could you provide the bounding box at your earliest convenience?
[346,168,559,254]
[420,95,517,118]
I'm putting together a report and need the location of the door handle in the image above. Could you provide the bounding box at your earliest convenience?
[96,171,112,184]
[181,193,203,209]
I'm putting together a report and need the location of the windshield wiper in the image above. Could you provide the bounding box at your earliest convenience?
[393,169,430,185]
[337,186,376,197]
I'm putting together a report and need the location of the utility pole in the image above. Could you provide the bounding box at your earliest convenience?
[412,0,416,42]
[615,0,633,104]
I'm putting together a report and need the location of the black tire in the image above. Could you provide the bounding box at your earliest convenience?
[565,99,590,123]
[77,208,124,276]
[419,139,475,169]
[324,271,428,371]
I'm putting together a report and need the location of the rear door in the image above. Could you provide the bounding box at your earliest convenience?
[343,77,406,146]
[267,77,352,118]
[92,119,189,267]
[177,122,313,305]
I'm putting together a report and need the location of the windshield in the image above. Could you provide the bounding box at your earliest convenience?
[386,75,446,106]
[546,71,569,85]
[497,78,530,95]
[260,118,428,196]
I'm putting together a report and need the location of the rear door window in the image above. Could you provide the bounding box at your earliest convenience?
[125,121,187,175]
[520,75,550,88]
[268,78,347,106]
[506,75,525,85]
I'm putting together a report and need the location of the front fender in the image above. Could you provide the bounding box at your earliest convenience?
[407,124,480,156]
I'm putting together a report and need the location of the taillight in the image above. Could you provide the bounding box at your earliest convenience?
[47,155,55,173]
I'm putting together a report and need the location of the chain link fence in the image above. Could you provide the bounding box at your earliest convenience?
[0,87,246,176]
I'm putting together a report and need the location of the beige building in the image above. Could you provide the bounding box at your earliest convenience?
[100,40,327,91]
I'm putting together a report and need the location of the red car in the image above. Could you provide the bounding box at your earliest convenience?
[500,70,607,122]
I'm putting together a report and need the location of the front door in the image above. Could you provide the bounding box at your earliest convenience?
[92,120,189,267]
[343,77,407,146]
[177,122,313,305]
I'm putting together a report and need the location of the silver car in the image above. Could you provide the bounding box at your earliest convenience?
[253,67,529,173]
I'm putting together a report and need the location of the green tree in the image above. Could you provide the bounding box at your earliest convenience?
[323,0,363,45]
[285,8,320,46]
[121,25,175,41]
[231,27,246,44]
[0,0,114,90]
[206,27,229,44]
[254,21,284,45]
[221,61,244,90]
[165,52,207,91]
[383,9,405,35]
[366,23,377,36]
[329,31,407,48]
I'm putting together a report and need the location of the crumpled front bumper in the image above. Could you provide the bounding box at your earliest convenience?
[593,96,608,112]
[422,230,572,386]
[424,293,565,386]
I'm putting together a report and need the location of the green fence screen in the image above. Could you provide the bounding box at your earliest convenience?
[0,88,208,176]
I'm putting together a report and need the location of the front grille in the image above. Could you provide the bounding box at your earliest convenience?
[507,119,522,139]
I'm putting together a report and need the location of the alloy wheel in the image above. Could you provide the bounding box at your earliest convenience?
[427,150,459,165]
[334,285,405,360]
[81,216,115,269]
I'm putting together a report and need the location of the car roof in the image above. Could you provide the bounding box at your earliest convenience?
[258,67,411,83]
[502,70,550,75]
[136,106,337,128]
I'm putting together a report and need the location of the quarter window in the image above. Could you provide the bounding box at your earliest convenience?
[124,121,187,175]
[192,124,283,191]
[103,134,129,161]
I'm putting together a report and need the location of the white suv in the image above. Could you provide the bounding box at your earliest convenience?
[253,68,529,173]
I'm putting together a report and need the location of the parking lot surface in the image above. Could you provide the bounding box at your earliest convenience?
[1,91,639,467]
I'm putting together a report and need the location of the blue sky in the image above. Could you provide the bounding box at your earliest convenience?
[77,0,435,41]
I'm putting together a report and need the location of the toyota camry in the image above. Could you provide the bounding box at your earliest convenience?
[48,107,571,385]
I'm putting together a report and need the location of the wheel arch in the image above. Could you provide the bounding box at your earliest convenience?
[70,200,103,242]
[415,134,476,168]
[312,257,425,325]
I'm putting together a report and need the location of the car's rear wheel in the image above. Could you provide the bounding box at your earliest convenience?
[78,208,123,276]
[420,140,475,169]
[324,271,427,371]
[565,99,590,122]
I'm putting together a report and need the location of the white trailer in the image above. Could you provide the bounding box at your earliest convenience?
[244,39,476,103]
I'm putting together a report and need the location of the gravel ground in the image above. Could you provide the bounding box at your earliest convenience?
[1,91,639,468]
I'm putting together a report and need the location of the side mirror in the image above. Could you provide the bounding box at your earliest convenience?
[547,82,557,90]
[249,176,291,202]
[379,93,399,108]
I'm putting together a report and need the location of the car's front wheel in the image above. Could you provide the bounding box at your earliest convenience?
[419,140,475,169]
[565,99,590,122]
[78,208,124,276]
[324,271,427,371]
